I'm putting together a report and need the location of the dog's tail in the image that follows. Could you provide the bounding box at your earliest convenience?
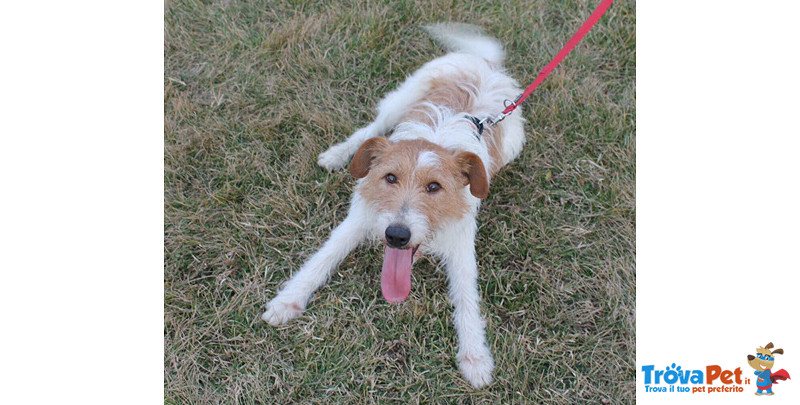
[423,23,505,66]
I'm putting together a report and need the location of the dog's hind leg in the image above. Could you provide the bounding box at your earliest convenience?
[318,73,431,170]
[434,218,495,388]
[262,200,369,325]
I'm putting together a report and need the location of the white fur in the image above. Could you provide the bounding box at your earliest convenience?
[424,23,505,67]
[416,150,440,168]
[430,216,495,387]
[265,25,526,388]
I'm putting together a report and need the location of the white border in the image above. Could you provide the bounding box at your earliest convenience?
[0,2,163,403]
[2,0,799,403]
[638,1,800,404]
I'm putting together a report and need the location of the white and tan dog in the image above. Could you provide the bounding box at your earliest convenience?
[262,24,525,388]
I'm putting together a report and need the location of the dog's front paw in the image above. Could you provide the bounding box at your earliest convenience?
[262,298,304,326]
[317,142,352,171]
[457,346,495,388]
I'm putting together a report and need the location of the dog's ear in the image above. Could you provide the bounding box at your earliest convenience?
[456,151,489,199]
[772,348,784,355]
[766,342,775,350]
[350,137,389,178]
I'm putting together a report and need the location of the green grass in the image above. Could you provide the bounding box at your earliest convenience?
[165,0,635,403]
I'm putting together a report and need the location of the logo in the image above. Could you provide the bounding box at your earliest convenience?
[746,342,791,396]
[641,363,746,394]
[640,341,792,396]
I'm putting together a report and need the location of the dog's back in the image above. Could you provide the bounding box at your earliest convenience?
[389,24,526,175]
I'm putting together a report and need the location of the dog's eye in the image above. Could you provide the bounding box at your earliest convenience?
[385,173,398,184]
[426,182,441,193]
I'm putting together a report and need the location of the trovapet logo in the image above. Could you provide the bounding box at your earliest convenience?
[641,341,792,396]
[642,363,747,394]
[746,342,791,396]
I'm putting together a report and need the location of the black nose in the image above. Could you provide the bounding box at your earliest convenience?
[385,225,411,248]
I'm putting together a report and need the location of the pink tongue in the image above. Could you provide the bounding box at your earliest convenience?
[381,246,414,303]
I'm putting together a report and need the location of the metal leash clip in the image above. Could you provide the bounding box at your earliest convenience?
[479,98,517,127]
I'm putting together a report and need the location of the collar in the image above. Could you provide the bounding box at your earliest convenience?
[465,114,484,139]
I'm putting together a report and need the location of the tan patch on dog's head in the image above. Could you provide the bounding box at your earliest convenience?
[351,138,488,241]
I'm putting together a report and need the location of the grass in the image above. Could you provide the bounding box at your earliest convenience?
[164,0,635,403]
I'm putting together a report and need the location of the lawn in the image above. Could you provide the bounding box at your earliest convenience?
[165,0,635,403]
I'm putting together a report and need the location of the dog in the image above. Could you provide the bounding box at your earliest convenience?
[262,23,526,388]
[746,342,791,395]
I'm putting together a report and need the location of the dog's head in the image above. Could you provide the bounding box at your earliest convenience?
[747,342,783,371]
[350,137,489,302]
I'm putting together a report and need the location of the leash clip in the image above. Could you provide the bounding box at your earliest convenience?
[480,99,516,127]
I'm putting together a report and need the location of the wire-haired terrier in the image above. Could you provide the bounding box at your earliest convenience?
[263,24,526,388]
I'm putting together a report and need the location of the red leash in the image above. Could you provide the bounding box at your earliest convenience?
[484,0,614,125]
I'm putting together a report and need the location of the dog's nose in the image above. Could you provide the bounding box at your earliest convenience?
[747,355,755,361]
[385,225,411,248]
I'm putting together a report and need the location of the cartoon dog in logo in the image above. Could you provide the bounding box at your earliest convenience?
[747,342,791,395]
